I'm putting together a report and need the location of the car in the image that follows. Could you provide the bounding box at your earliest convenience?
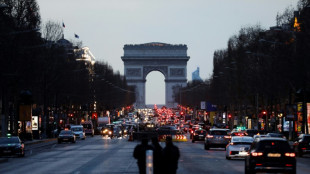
[101,124,114,137]
[204,128,231,150]
[70,125,86,140]
[190,124,201,139]
[245,137,296,174]
[192,129,207,143]
[112,126,122,138]
[225,136,254,160]
[246,129,258,137]
[293,134,310,157]
[0,134,25,157]
[58,130,76,144]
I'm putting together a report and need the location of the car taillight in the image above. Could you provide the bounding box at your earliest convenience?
[230,142,234,145]
[301,148,306,150]
[224,135,231,139]
[285,153,295,157]
[286,164,293,167]
[256,163,263,166]
[207,135,213,138]
[251,152,263,156]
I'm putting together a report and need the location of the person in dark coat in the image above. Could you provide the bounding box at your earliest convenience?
[163,136,180,174]
[133,138,153,174]
[151,137,163,174]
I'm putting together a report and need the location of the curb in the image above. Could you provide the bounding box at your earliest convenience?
[24,138,57,146]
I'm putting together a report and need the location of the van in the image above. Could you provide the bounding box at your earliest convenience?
[81,121,94,137]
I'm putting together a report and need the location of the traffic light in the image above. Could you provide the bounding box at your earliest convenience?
[228,113,232,119]
[92,112,98,120]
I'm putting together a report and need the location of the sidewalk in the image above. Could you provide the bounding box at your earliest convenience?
[24,138,57,146]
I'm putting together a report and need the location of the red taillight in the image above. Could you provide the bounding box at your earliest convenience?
[285,164,293,167]
[251,152,263,156]
[256,163,263,166]
[207,135,214,138]
[285,153,295,157]
[301,148,306,150]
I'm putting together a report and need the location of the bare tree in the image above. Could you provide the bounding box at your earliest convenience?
[42,20,63,41]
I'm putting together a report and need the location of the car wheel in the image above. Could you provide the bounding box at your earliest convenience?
[226,156,231,160]
[204,144,209,150]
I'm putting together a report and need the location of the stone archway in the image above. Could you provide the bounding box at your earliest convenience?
[121,42,190,108]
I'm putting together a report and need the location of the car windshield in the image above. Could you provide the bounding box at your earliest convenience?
[232,137,253,144]
[82,124,92,129]
[0,137,20,144]
[71,127,83,131]
[303,136,310,142]
[210,130,227,135]
[257,140,291,151]
[267,133,283,137]
[60,130,72,135]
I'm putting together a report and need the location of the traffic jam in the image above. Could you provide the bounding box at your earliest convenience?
[1,106,309,174]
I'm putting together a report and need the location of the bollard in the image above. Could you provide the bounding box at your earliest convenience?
[146,150,153,174]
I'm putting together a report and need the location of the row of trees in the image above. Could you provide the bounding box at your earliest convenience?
[176,0,310,132]
[0,0,135,137]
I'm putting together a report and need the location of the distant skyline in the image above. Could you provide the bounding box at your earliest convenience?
[37,0,299,105]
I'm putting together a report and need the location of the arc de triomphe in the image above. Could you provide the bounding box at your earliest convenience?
[121,42,190,108]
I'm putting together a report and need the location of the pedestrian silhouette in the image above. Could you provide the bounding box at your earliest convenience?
[163,136,180,174]
[151,137,163,174]
[133,138,153,174]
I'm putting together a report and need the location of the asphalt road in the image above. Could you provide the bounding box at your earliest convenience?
[0,135,310,174]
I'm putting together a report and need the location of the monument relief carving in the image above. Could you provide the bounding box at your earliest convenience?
[126,68,141,77]
[170,68,185,77]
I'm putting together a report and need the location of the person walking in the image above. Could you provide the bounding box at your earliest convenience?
[151,137,163,174]
[162,136,180,174]
[133,138,153,174]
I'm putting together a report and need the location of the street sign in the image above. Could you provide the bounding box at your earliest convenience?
[201,101,206,110]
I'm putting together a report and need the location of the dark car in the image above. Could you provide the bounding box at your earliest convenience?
[58,130,76,144]
[112,126,122,138]
[246,129,258,137]
[204,129,231,150]
[245,137,296,174]
[0,135,25,157]
[192,129,207,143]
[293,134,310,157]
[101,124,114,137]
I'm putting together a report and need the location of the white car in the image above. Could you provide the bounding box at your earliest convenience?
[225,136,253,160]
[70,125,86,140]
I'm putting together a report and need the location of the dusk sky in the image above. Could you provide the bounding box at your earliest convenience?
[37,0,299,105]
